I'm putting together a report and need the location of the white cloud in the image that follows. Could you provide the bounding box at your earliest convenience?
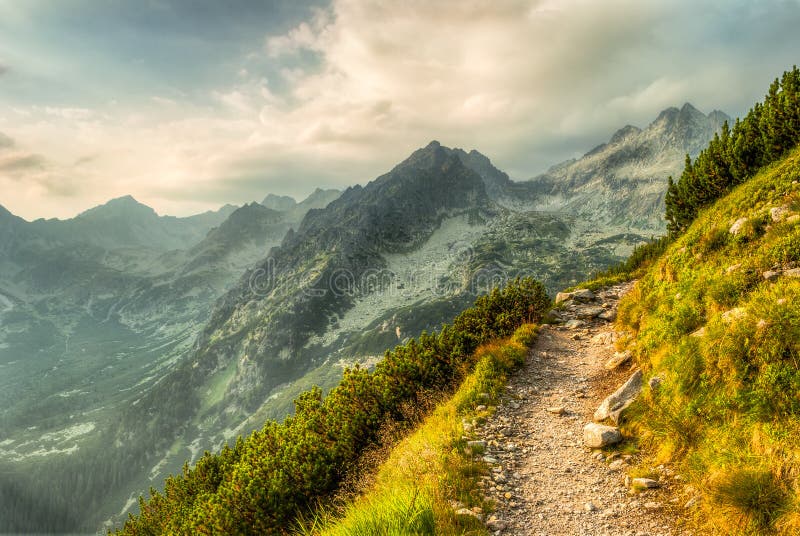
[4,0,800,220]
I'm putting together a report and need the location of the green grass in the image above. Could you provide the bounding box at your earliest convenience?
[615,146,800,535]
[296,324,539,536]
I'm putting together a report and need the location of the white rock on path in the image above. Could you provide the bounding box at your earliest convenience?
[604,350,632,370]
[583,422,622,448]
[594,369,643,424]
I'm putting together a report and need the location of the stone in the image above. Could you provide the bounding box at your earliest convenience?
[604,350,632,370]
[583,423,622,448]
[690,326,706,338]
[763,270,781,282]
[584,501,598,512]
[785,268,800,278]
[572,288,596,302]
[648,375,663,393]
[788,214,800,224]
[598,309,617,322]
[729,217,748,235]
[483,456,499,464]
[486,517,507,530]
[577,306,606,319]
[721,307,746,322]
[564,319,585,329]
[476,405,487,411]
[608,459,628,471]
[546,406,566,415]
[771,205,791,222]
[554,288,595,304]
[455,507,482,520]
[644,501,661,510]
[631,477,660,489]
[684,496,699,509]
[555,291,572,304]
[594,370,643,424]
[725,263,742,274]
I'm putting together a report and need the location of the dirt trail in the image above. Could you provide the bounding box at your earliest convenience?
[476,282,689,536]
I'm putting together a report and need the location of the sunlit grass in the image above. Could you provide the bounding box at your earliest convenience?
[617,146,800,534]
[295,324,538,536]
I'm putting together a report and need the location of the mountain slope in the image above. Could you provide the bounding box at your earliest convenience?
[524,103,729,230]
[615,145,800,534]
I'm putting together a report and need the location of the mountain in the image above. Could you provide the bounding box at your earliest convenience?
[27,196,237,252]
[522,103,730,230]
[0,104,726,533]
[261,193,297,212]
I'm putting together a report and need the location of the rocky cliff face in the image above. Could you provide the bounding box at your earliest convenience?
[522,103,729,231]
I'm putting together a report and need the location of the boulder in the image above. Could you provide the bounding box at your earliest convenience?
[785,268,800,278]
[729,217,748,235]
[576,306,605,319]
[572,288,596,302]
[583,423,622,448]
[631,477,660,489]
[763,270,781,282]
[594,369,643,424]
[555,288,595,304]
[598,309,617,322]
[564,319,585,329]
[604,350,632,370]
[771,205,791,222]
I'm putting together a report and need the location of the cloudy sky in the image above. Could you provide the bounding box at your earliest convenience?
[1,0,799,220]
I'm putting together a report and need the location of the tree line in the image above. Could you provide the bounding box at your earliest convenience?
[666,67,800,234]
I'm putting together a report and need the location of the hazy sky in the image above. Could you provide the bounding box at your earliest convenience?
[1,0,800,220]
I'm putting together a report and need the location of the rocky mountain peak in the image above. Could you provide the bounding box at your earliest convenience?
[78,195,158,221]
[261,194,297,212]
[609,125,642,145]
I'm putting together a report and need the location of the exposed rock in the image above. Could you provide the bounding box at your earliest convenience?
[604,351,632,370]
[648,376,663,393]
[594,370,643,424]
[486,516,507,530]
[725,263,742,274]
[455,507,482,520]
[546,406,566,415]
[482,456,499,464]
[632,477,660,489]
[572,289,596,302]
[576,306,605,319]
[729,217,748,235]
[690,326,706,337]
[788,214,800,224]
[583,423,622,448]
[721,307,746,322]
[763,270,781,282]
[771,205,791,222]
[584,501,598,512]
[564,319,585,329]
[555,288,595,304]
[608,459,628,471]
[785,268,800,278]
[598,309,617,322]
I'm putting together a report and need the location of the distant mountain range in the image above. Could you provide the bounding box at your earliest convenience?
[0,103,726,533]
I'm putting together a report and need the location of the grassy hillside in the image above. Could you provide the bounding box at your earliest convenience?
[299,325,537,536]
[617,145,800,534]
